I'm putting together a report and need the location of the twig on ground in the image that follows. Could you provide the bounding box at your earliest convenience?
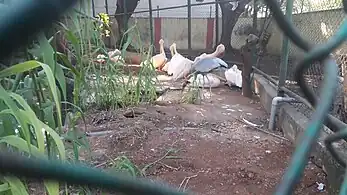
[178,173,199,191]
[94,161,108,168]
[141,140,180,175]
[158,162,179,171]
[211,127,223,133]
[230,116,290,141]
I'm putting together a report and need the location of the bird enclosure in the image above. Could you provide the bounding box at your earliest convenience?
[90,0,347,125]
[1,0,347,195]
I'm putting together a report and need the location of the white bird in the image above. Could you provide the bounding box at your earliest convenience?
[150,39,168,70]
[161,43,175,72]
[166,43,193,81]
[95,49,124,64]
[188,73,221,88]
[225,64,242,88]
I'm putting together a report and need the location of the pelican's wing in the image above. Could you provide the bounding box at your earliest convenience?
[173,59,193,81]
[192,58,220,73]
[213,58,228,68]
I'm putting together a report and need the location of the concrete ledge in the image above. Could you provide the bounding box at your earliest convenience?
[254,73,346,194]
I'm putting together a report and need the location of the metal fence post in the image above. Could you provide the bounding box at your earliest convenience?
[209,5,212,18]
[251,0,258,83]
[277,0,294,97]
[252,0,257,33]
[104,0,109,14]
[91,0,95,17]
[148,0,154,46]
[123,0,127,33]
[215,1,219,46]
[187,0,192,50]
[157,5,159,17]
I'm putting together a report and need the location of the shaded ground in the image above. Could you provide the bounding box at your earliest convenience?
[76,86,327,195]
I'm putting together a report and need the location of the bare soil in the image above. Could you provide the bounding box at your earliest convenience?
[76,86,327,195]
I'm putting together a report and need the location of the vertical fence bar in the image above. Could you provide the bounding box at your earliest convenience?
[157,5,159,17]
[91,0,95,17]
[104,0,109,14]
[251,0,258,75]
[277,0,294,97]
[209,6,211,18]
[148,0,154,47]
[215,1,219,46]
[252,0,257,33]
[154,6,161,50]
[123,0,127,39]
[104,0,110,47]
[187,0,192,50]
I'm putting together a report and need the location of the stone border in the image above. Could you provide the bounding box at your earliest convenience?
[253,73,347,194]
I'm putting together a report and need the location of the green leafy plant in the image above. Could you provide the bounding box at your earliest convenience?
[60,8,158,110]
[96,13,111,37]
[0,0,160,193]
[0,60,66,194]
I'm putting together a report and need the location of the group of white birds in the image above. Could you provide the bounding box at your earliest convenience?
[95,39,243,89]
[151,39,243,89]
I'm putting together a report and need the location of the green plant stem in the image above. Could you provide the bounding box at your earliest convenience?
[30,70,51,158]
[10,73,23,92]
[34,71,46,103]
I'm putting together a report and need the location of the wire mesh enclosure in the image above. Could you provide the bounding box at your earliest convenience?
[88,0,347,125]
[253,0,347,124]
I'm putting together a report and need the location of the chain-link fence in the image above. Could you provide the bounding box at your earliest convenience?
[89,0,260,59]
[254,0,347,123]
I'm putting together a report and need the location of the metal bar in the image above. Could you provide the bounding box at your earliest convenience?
[280,86,347,132]
[72,8,101,22]
[0,151,187,195]
[122,0,127,34]
[187,0,192,50]
[148,0,154,46]
[104,0,110,47]
[251,0,258,87]
[91,0,95,17]
[253,66,278,84]
[104,0,108,14]
[157,5,159,17]
[215,1,219,45]
[113,0,235,17]
[252,66,347,132]
[277,0,293,97]
[209,5,212,18]
[252,0,257,31]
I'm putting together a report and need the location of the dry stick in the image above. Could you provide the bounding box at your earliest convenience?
[183,174,198,191]
[141,140,180,176]
[178,174,199,191]
[230,115,290,141]
[94,161,108,168]
[158,162,179,171]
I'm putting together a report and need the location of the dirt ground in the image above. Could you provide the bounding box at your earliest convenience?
[76,86,327,195]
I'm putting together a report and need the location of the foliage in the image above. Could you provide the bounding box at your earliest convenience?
[62,10,158,110]
[96,13,111,37]
[0,48,68,195]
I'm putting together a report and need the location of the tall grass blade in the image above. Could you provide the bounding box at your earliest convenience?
[3,176,29,195]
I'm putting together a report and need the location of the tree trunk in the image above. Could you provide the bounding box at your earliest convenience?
[115,0,140,51]
[240,43,253,98]
[218,0,251,51]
